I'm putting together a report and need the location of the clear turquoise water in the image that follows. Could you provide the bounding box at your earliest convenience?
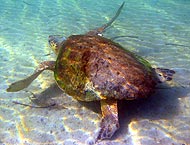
[0,0,190,145]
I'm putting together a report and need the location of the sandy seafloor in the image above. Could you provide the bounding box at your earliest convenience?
[0,0,190,145]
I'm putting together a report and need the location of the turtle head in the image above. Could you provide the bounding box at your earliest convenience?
[48,35,66,55]
[154,68,175,83]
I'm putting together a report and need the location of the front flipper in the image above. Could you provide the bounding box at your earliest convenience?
[7,61,55,92]
[97,99,119,141]
[86,2,125,36]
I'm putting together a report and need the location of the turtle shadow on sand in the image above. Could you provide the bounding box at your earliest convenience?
[27,82,188,141]
[113,85,189,140]
[27,83,101,112]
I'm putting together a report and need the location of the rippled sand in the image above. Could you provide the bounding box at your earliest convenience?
[1,0,190,144]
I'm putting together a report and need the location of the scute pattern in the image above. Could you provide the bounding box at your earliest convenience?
[55,35,158,101]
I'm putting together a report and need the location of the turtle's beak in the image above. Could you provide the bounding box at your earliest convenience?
[48,35,66,55]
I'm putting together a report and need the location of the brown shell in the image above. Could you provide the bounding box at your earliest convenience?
[54,35,158,101]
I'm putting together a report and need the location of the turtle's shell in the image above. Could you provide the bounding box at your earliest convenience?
[54,35,158,101]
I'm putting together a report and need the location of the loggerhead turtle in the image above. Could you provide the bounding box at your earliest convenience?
[7,2,175,141]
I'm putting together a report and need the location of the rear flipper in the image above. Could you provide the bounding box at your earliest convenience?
[96,99,119,142]
[154,68,175,83]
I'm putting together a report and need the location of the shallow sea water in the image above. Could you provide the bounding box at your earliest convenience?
[0,0,190,145]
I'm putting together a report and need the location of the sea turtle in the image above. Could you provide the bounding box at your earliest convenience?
[7,2,175,141]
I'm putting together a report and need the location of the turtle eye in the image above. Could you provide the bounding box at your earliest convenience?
[48,35,67,55]
[50,41,57,47]
[49,41,58,54]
